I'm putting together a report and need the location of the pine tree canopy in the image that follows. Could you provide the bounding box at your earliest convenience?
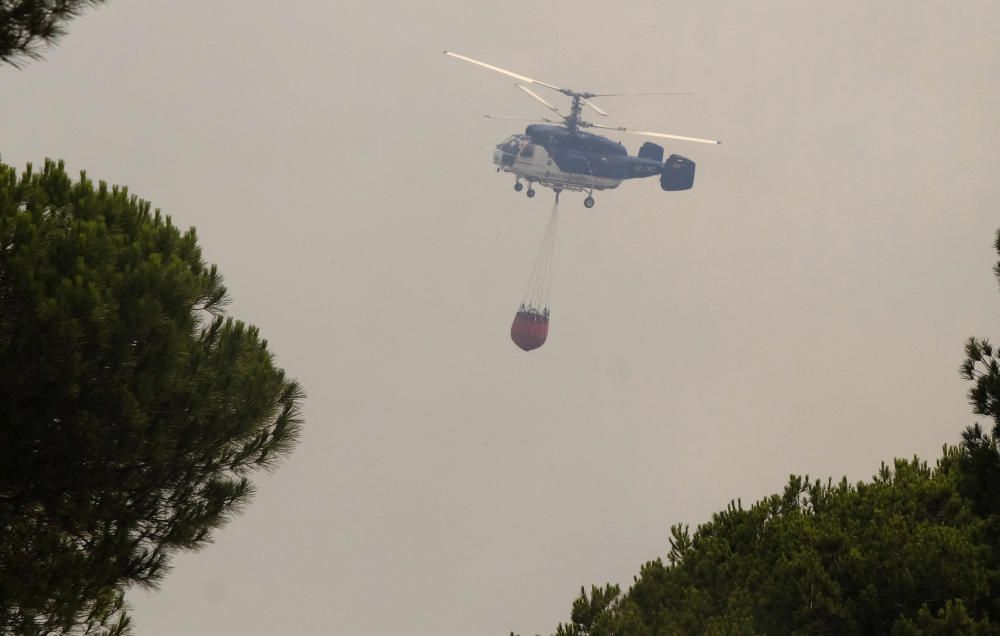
[0,159,304,635]
[515,230,1000,635]
[0,0,106,67]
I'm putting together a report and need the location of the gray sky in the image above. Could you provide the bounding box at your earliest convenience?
[3,1,1000,634]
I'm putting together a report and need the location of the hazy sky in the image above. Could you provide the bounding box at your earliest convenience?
[3,1,1000,634]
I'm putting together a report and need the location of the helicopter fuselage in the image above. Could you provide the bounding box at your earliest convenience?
[444,50,716,207]
[493,125,673,197]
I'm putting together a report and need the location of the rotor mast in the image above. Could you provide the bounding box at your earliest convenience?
[565,93,585,133]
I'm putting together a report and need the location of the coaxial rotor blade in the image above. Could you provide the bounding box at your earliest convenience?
[586,122,721,145]
[443,51,563,92]
[484,115,557,123]
[587,91,694,97]
[516,84,565,120]
[581,98,608,117]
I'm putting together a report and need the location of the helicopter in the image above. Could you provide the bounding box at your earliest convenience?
[444,51,720,207]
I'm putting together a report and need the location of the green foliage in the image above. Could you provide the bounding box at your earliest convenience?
[0,0,106,67]
[543,459,999,635]
[0,159,303,634]
[552,584,623,635]
[892,599,997,636]
[535,229,1000,635]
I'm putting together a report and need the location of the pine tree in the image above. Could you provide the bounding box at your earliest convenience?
[0,159,304,634]
[960,229,1000,424]
[531,227,1000,635]
[1,0,106,67]
[956,227,1000,624]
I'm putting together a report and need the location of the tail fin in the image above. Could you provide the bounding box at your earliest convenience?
[660,154,695,191]
[638,142,664,163]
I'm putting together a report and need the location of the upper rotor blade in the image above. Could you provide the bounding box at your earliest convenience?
[587,122,721,145]
[443,51,562,92]
[581,98,608,117]
[516,84,565,119]
[588,91,694,97]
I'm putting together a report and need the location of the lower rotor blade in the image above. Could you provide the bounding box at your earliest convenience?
[588,122,720,145]
[484,115,554,123]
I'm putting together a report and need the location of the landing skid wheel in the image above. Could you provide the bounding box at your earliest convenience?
[514,181,523,192]
[584,196,595,208]
[526,187,535,198]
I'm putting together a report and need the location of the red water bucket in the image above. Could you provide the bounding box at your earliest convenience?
[510,309,549,351]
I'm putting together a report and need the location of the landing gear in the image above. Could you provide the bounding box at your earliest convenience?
[514,180,523,192]
[554,188,561,203]
[584,196,595,208]
[526,186,535,198]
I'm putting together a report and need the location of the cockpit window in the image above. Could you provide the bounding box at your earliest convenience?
[519,143,535,158]
[496,136,525,155]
